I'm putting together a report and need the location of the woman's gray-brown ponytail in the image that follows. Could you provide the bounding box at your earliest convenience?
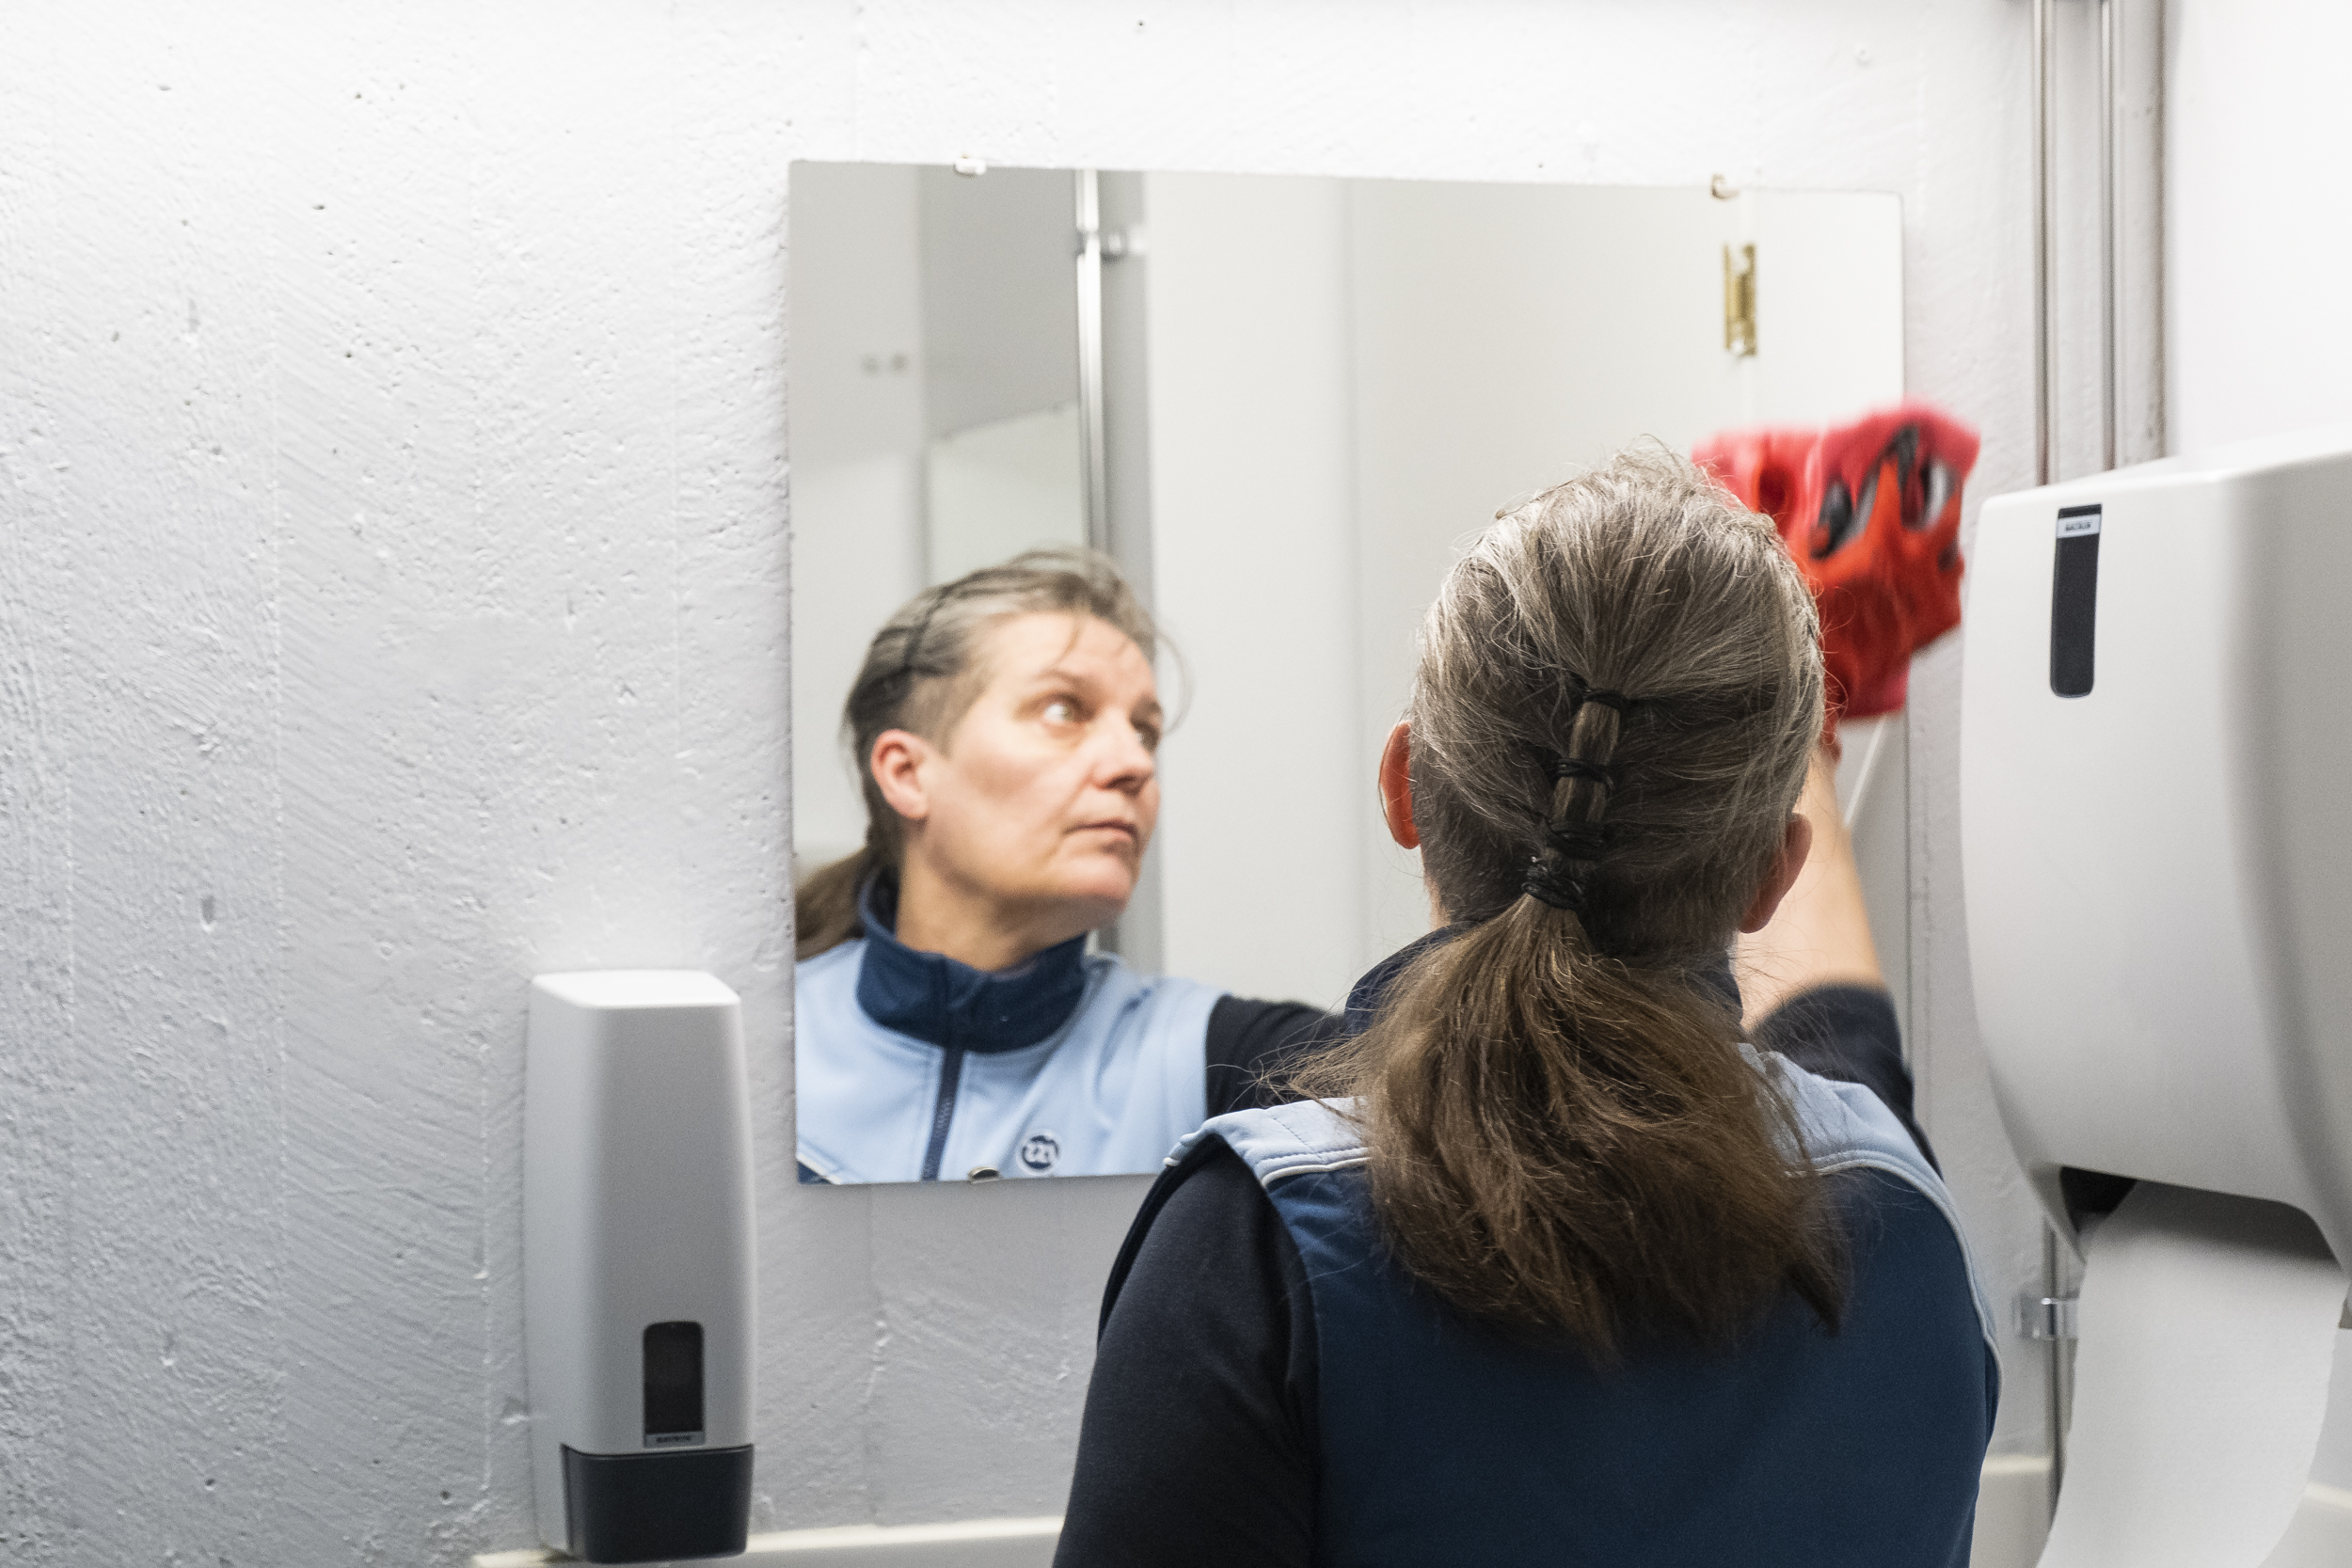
[1292,445,1841,1358]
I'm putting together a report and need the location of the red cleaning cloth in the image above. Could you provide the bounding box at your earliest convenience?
[1693,403,1979,722]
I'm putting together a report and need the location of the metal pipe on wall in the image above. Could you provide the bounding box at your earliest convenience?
[2034,0,2056,489]
[2101,0,2122,471]
[1073,168,1112,555]
[2031,0,2069,1514]
[2034,3,2173,1520]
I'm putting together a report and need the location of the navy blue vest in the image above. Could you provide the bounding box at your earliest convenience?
[1162,1060,1999,1566]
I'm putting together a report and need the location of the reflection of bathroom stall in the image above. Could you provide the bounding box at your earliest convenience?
[914,167,1089,580]
[1141,177,1906,1012]
[787,165,1099,872]
[788,163,928,872]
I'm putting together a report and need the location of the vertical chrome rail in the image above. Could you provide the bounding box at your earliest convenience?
[2101,0,2122,471]
[2153,0,2168,455]
[2032,0,2066,1514]
[1073,168,1111,555]
[1073,167,1118,958]
[2034,0,2057,488]
[2043,1224,2067,1513]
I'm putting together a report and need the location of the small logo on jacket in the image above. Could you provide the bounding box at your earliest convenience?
[1018,1132,1060,1173]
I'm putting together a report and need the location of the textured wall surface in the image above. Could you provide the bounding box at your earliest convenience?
[3,3,2074,1561]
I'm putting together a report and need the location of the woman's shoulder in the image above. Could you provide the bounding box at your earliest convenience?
[1177,1099,1368,1186]
[1184,1059,1934,1197]
[792,941,869,1037]
[1748,1044,1931,1180]
[796,936,863,974]
[1089,952,1222,999]
[1753,1046,2000,1349]
[1081,954,1226,1035]
[793,936,864,994]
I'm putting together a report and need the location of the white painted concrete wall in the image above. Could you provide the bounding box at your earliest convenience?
[2,3,2065,1562]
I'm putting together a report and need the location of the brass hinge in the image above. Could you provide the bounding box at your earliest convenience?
[2019,1292,2079,1340]
[1724,243,1757,358]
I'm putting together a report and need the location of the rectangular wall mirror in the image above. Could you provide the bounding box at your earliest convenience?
[789,161,1907,1184]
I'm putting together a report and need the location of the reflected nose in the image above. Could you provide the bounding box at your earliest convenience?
[1094,722,1156,795]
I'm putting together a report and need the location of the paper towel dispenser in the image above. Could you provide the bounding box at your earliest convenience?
[525,971,756,1563]
[1961,427,2352,1266]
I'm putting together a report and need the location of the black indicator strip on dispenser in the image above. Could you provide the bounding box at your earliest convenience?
[2051,505,2102,698]
[643,1321,705,1446]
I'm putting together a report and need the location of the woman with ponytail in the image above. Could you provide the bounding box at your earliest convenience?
[1056,450,1995,1567]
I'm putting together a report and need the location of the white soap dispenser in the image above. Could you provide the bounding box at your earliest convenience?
[525,971,755,1563]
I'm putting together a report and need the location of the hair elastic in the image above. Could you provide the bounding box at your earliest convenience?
[1578,688,1632,715]
[1521,858,1590,914]
[1550,756,1616,787]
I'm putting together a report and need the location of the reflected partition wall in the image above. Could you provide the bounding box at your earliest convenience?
[787,165,1104,878]
[914,166,1090,582]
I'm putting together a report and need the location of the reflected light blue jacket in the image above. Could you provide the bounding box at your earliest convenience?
[794,881,1221,1183]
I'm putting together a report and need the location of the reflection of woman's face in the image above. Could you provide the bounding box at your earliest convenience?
[874,612,1162,964]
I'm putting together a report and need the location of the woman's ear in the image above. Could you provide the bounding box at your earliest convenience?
[1738,813,1816,934]
[869,729,933,823]
[1378,721,1420,849]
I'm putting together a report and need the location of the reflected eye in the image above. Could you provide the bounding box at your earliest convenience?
[1041,697,1081,726]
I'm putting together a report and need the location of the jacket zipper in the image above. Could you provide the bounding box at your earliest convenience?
[919,1046,965,1181]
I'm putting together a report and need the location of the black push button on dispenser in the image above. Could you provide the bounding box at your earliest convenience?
[643,1321,706,1445]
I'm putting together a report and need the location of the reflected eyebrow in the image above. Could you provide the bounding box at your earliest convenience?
[1024,662,1102,692]
[1025,663,1159,724]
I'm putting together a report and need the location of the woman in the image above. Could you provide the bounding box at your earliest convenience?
[1056,451,1995,1565]
[794,549,1333,1183]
